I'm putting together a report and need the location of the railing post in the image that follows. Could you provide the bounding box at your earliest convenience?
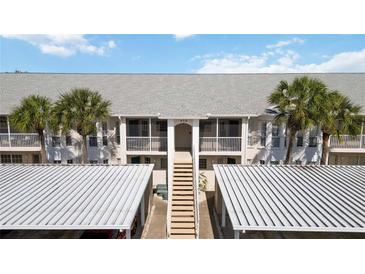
[149,118,152,151]
[7,116,11,147]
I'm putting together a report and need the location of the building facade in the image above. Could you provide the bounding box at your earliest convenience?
[1,73,364,188]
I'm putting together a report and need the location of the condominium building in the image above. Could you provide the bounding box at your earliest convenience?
[1,73,364,188]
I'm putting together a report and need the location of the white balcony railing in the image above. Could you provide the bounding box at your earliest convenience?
[0,133,40,147]
[199,137,241,152]
[126,136,167,151]
[330,135,364,149]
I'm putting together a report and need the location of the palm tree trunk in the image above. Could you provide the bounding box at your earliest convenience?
[320,132,331,165]
[284,129,296,165]
[38,130,47,163]
[81,135,88,164]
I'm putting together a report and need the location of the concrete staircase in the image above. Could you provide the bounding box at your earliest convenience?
[169,157,196,239]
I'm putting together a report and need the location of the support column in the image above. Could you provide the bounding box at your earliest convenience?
[192,119,199,186]
[234,230,240,239]
[140,192,145,227]
[221,201,226,227]
[149,118,152,151]
[119,117,127,164]
[167,119,175,188]
[241,117,248,164]
[7,116,11,147]
[216,118,219,152]
[126,229,131,239]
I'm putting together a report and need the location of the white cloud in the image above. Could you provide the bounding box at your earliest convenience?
[266,37,304,49]
[196,48,365,73]
[1,35,117,57]
[174,34,195,41]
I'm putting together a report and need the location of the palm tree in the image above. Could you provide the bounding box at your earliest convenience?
[268,77,326,164]
[310,90,362,165]
[52,88,111,164]
[9,95,52,163]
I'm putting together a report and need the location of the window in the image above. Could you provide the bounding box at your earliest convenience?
[271,124,280,148]
[227,157,236,164]
[89,160,98,164]
[270,160,279,165]
[160,158,167,169]
[219,119,240,137]
[131,156,141,164]
[52,136,61,147]
[103,159,109,164]
[260,122,267,146]
[11,154,22,163]
[127,119,149,136]
[0,116,8,133]
[144,157,151,164]
[102,136,108,146]
[89,136,98,147]
[53,160,61,164]
[199,158,207,169]
[151,119,167,137]
[259,160,265,165]
[296,134,303,147]
[66,135,72,146]
[67,159,73,164]
[309,137,317,147]
[295,160,302,165]
[102,122,108,133]
[1,154,11,163]
[199,119,216,137]
[33,154,40,164]
[115,121,121,144]
[307,161,317,165]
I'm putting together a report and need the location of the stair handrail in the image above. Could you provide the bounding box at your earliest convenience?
[192,144,199,239]
[166,153,174,238]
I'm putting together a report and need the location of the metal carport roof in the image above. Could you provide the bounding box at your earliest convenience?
[0,164,153,233]
[214,165,365,237]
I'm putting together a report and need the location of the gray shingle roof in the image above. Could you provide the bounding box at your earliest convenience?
[1,73,364,117]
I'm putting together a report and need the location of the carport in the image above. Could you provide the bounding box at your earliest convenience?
[214,165,365,239]
[0,164,154,239]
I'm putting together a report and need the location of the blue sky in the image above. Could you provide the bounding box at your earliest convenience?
[1,34,365,73]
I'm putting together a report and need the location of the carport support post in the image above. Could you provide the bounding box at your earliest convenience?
[221,201,226,227]
[126,229,131,239]
[140,192,145,227]
[234,230,240,239]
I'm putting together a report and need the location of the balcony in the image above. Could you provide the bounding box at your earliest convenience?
[126,137,167,152]
[0,133,40,150]
[330,135,365,150]
[199,137,241,152]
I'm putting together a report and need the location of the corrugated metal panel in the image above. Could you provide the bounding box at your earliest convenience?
[0,164,154,230]
[214,165,365,233]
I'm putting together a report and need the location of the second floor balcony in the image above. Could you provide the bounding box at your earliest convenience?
[199,137,241,152]
[330,135,365,150]
[126,136,167,152]
[0,133,40,150]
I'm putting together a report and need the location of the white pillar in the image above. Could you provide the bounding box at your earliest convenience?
[241,117,248,164]
[234,230,240,239]
[119,117,127,164]
[216,118,219,152]
[221,201,226,227]
[192,119,199,185]
[140,192,145,227]
[167,119,175,189]
[149,118,152,151]
[266,121,272,148]
[126,229,131,239]
[7,116,11,147]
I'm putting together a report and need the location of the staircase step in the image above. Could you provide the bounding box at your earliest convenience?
[171,211,195,217]
[170,234,196,239]
[171,228,195,235]
[173,190,193,195]
[174,173,193,177]
[172,200,194,206]
[174,177,193,181]
[173,186,193,190]
[174,164,193,168]
[172,216,195,222]
[174,168,193,172]
[172,205,194,211]
[171,222,195,229]
[173,182,193,186]
[172,195,194,201]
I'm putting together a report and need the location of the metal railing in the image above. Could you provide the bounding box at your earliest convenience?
[330,135,364,149]
[192,145,199,239]
[0,133,40,147]
[126,136,167,151]
[199,137,241,152]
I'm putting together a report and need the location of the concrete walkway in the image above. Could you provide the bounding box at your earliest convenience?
[142,195,167,239]
[199,191,222,239]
